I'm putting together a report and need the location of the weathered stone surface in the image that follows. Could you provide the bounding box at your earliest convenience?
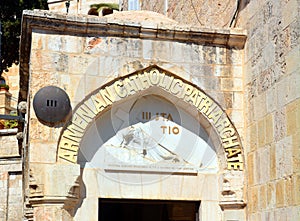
[1,0,299,219]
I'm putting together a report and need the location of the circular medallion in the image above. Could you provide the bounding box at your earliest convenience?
[33,86,71,123]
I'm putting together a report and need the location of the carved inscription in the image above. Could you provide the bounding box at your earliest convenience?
[58,67,243,170]
[141,112,179,135]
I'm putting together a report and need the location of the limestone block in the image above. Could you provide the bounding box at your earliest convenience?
[277,76,290,107]
[288,71,300,102]
[292,132,300,173]
[258,69,274,95]
[247,153,254,185]
[260,147,270,184]
[46,34,64,52]
[291,206,300,220]
[84,57,101,76]
[286,45,300,75]
[267,182,276,209]
[275,179,285,207]
[183,44,204,64]
[29,71,59,93]
[254,151,261,185]
[66,74,86,103]
[68,55,91,75]
[189,64,213,77]
[31,32,46,50]
[290,19,300,49]
[160,175,184,199]
[282,0,298,28]
[285,176,293,206]
[96,56,123,77]
[119,173,143,198]
[30,163,80,198]
[31,51,68,72]
[286,99,300,136]
[30,142,57,163]
[274,109,286,142]
[228,49,243,65]
[221,78,243,91]
[140,174,163,198]
[249,122,257,152]
[266,86,277,113]
[84,37,108,55]
[270,144,276,181]
[0,134,19,157]
[192,76,220,92]
[201,174,219,201]
[253,93,267,120]
[224,209,245,221]
[265,113,274,145]
[85,76,112,95]
[275,136,293,179]
[257,118,266,147]
[97,171,122,198]
[33,205,73,221]
[142,39,153,60]
[29,119,54,141]
[232,92,243,109]
[293,174,300,205]
[74,197,98,221]
[152,41,172,62]
[262,43,276,69]
[180,175,203,199]
[62,35,83,54]
[250,186,259,213]
[259,185,267,210]
[247,78,257,99]
[125,38,143,58]
[199,200,222,221]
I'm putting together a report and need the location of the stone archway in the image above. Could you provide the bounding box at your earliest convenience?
[52,65,246,220]
[57,65,244,171]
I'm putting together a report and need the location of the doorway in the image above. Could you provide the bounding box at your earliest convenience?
[98,199,200,221]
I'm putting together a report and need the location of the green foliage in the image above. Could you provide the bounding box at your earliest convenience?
[0,83,9,90]
[0,0,48,74]
[90,3,119,11]
[3,118,18,129]
[0,111,18,129]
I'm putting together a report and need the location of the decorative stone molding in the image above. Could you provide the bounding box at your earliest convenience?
[28,169,44,198]
[27,164,81,210]
[219,200,246,210]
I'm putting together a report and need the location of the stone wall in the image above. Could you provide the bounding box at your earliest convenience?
[0,130,22,220]
[1,64,19,109]
[20,10,246,220]
[237,0,300,220]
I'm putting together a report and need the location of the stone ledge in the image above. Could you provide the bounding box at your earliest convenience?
[29,196,78,206]
[219,200,246,210]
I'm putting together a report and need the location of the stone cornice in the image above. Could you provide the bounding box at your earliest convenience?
[22,10,247,47]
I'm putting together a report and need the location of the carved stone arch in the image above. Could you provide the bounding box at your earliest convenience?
[57,65,244,172]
